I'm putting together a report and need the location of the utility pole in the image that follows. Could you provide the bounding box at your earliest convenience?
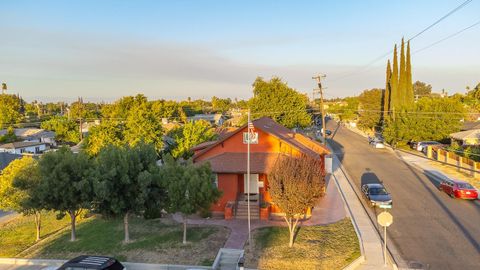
[312,74,327,145]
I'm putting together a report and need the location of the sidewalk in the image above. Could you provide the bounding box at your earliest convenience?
[330,154,394,270]
[173,176,346,249]
[396,150,480,199]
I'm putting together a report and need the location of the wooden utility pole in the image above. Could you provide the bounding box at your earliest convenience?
[312,74,327,145]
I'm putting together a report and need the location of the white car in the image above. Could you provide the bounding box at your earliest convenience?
[372,141,385,148]
[416,141,441,152]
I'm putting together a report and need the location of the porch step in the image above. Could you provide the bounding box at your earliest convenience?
[212,248,244,270]
[235,202,259,219]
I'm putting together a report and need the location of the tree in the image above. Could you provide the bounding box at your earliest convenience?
[405,41,414,106]
[211,96,232,113]
[0,157,43,241]
[384,60,392,118]
[93,143,163,243]
[83,121,124,155]
[398,38,407,106]
[0,94,22,128]
[390,45,399,110]
[123,102,164,152]
[41,116,80,143]
[413,81,433,97]
[383,97,465,145]
[268,154,326,247]
[161,155,221,244]
[0,126,17,143]
[357,89,383,132]
[36,147,94,241]
[249,77,311,128]
[169,120,217,159]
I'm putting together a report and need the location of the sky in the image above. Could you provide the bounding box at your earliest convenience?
[1,0,479,102]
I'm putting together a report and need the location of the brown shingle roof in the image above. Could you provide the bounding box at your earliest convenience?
[197,152,283,174]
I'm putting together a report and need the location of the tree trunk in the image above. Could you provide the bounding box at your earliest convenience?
[285,216,300,248]
[124,212,130,243]
[69,210,76,241]
[183,214,187,244]
[34,211,41,242]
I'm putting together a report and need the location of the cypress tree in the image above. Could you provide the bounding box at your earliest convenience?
[398,38,406,107]
[390,44,399,110]
[384,59,392,117]
[405,40,414,106]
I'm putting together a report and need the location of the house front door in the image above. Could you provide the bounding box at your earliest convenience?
[243,173,259,196]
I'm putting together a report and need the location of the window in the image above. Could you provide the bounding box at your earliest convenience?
[213,174,218,188]
[243,132,258,144]
[35,147,40,153]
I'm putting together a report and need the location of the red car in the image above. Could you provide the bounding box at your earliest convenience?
[439,179,478,200]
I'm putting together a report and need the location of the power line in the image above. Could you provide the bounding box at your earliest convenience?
[414,19,480,54]
[328,0,474,82]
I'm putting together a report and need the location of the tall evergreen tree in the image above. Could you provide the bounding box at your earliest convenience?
[405,41,414,106]
[398,38,406,106]
[390,45,399,110]
[384,59,392,117]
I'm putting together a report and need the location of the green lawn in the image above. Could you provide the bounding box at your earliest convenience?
[244,218,361,270]
[23,215,229,266]
[0,211,74,257]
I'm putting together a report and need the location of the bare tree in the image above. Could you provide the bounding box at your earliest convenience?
[269,154,326,247]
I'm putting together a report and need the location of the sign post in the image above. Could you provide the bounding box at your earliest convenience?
[377,211,393,266]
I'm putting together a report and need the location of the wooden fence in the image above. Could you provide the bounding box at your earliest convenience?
[428,146,480,178]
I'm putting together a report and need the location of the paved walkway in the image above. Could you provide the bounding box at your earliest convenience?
[330,154,394,270]
[173,176,346,249]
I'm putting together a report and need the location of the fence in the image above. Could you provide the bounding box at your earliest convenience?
[428,146,480,178]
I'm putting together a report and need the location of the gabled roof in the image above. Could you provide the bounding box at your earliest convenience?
[0,128,55,139]
[461,121,480,131]
[450,129,480,140]
[0,141,47,149]
[193,117,329,160]
[0,152,22,171]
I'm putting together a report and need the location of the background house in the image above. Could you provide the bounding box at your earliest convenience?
[0,141,48,155]
[0,128,56,146]
[450,129,480,146]
[189,114,225,126]
[0,152,22,171]
[192,117,329,219]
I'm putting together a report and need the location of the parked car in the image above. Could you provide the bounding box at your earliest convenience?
[361,183,392,207]
[370,139,385,149]
[320,128,332,136]
[416,141,441,152]
[54,256,125,270]
[438,179,478,200]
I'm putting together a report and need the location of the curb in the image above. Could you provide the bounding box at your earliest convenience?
[342,255,365,270]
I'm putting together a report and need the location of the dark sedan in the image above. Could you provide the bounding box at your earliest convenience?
[361,183,392,207]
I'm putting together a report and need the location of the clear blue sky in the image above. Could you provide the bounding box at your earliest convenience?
[1,0,479,102]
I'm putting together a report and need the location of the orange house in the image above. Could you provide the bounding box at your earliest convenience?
[192,117,330,218]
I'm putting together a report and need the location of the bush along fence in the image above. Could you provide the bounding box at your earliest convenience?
[427,146,480,178]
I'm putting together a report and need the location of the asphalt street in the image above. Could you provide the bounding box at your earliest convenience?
[328,123,480,270]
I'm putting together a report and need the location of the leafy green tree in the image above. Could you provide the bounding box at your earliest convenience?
[405,41,414,106]
[161,155,221,244]
[383,97,465,145]
[211,96,232,113]
[83,121,124,155]
[41,116,80,143]
[413,81,433,97]
[249,77,311,128]
[398,38,407,106]
[0,127,17,143]
[124,102,164,152]
[384,60,392,117]
[101,94,148,119]
[69,100,100,120]
[390,44,399,110]
[7,157,44,241]
[36,148,94,241]
[357,89,383,132]
[268,154,326,247]
[169,120,217,159]
[93,143,163,243]
[0,94,22,128]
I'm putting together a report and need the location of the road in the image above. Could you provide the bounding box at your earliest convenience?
[328,123,480,270]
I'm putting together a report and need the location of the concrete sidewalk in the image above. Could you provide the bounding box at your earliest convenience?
[173,176,346,249]
[330,154,394,270]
